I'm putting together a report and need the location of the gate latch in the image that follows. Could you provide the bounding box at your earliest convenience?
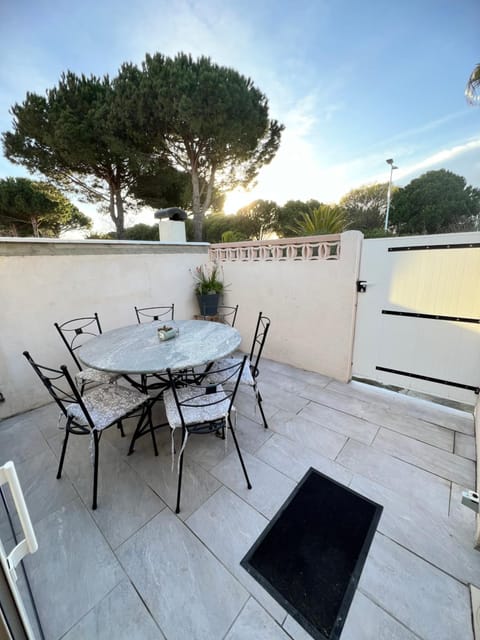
[462,490,480,513]
[356,280,367,293]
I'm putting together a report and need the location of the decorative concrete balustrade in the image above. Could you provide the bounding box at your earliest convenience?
[209,235,341,262]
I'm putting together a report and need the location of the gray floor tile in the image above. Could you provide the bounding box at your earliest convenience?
[117,509,248,640]
[0,414,48,464]
[225,598,291,640]
[234,388,279,425]
[260,359,331,388]
[234,413,273,454]
[471,585,480,640]
[268,412,347,460]
[328,380,474,435]
[178,429,235,470]
[2,360,476,640]
[336,439,450,516]
[24,402,64,441]
[448,483,477,548]
[283,590,420,640]
[125,430,221,520]
[180,413,272,471]
[455,432,476,461]
[62,580,164,639]
[282,616,315,640]
[48,433,165,544]
[351,474,480,586]
[373,428,475,485]
[341,590,419,640]
[186,486,287,623]
[298,401,379,445]
[57,437,165,548]
[255,380,311,414]
[255,433,353,485]
[360,533,473,640]
[257,368,309,395]
[0,448,77,539]
[211,450,296,519]
[23,498,124,640]
[302,387,454,451]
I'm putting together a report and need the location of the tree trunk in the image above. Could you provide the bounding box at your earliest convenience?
[115,188,125,239]
[107,184,125,239]
[31,216,39,238]
[191,164,216,242]
[191,168,203,242]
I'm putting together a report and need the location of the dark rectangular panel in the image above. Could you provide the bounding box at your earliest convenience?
[241,468,383,640]
[388,242,480,252]
[381,310,479,324]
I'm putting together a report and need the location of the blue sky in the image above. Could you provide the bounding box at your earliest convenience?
[0,0,479,230]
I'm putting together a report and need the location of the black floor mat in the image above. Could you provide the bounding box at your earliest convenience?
[241,468,383,640]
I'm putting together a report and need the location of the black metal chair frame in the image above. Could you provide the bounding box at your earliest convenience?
[247,311,271,429]
[23,351,152,510]
[166,355,251,514]
[134,304,175,394]
[249,312,270,378]
[134,304,175,324]
[54,313,103,374]
[54,312,125,436]
[217,304,239,327]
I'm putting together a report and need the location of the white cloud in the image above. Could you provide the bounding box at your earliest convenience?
[225,133,480,213]
[395,138,480,180]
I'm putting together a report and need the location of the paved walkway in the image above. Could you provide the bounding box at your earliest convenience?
[0,359,476,639]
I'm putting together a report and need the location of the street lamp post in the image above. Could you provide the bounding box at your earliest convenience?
[384,158,398,231]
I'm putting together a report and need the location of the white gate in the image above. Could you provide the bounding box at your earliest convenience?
[352,232,480,406]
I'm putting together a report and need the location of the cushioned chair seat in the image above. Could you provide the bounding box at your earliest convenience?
[164,385,230,429]
[67,384,148,431]
[206,357,254,386]
[75,367,119,385]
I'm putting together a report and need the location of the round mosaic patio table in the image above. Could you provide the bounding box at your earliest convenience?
[78,319,242,375]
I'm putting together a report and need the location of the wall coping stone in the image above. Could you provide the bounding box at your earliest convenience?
[0,238,209,256]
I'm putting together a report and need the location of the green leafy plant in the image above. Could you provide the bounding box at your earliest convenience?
[192,263,226,295]
[290,205,348,236]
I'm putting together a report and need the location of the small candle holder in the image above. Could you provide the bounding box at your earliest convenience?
[157,325,179,341]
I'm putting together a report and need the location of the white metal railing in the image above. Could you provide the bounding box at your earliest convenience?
[0,461,39,639]
[209,235,341,262]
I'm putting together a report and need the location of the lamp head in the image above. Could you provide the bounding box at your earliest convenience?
[386,158,394,165]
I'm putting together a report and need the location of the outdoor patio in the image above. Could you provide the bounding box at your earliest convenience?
[0,357,476,640]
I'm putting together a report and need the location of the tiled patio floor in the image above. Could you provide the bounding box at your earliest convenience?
[1,359,477,640]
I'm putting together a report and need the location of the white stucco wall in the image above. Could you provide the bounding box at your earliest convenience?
[217,231,363,382]
[1,233,363,419]
[0,239,208,418]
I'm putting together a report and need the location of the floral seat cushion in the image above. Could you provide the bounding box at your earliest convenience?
[75,367,119,384]
[67,384,148,431]
[205,357,254,386]
[164,385,230,429]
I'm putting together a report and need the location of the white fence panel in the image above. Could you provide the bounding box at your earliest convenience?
[353,232,480,406]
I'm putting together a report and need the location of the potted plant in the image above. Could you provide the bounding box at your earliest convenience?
[192,262,225,316]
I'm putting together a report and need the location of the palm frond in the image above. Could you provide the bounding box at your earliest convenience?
[290,205,348,236]
[466,63,480,104]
